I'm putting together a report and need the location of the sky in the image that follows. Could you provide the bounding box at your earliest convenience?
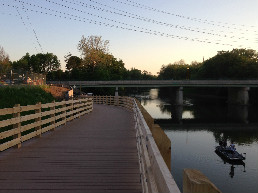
[1,0,257,75]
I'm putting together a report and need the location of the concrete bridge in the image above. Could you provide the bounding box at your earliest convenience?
[48,80,258,88]
[48,80,258,105]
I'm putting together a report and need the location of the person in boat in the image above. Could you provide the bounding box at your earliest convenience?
[230,144,236,153]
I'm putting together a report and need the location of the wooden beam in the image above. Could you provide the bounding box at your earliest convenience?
[35,102,41,138]
[13,104,21,148]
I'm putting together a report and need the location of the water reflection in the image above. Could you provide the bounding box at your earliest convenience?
[228,105,249,124]
[138,89,258,124]
[164,128,258,193]
[164,125,258,145]
[137,88,258,193]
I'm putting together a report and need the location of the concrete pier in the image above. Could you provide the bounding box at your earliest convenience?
[228,87,250,105]
[170,87,184,105]
[183,169,221,193]
[175,87,184,105]
[115,86,119,96]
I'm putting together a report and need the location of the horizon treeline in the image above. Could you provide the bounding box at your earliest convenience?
[1,36,258,81]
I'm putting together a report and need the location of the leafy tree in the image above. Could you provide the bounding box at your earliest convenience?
[197,49,258,79]
[75,35,127,80]
[158,60,190,80]
[47,69,66,81]
[12,52,61,74]
[30,53,60,73]
[78,35,110,71]
[12,53,31,72]
[126,68,142,80]
[64,53,82,71]
[0,46,11,73]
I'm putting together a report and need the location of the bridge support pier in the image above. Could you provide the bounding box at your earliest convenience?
[115,87,119,96]
[228,105,249,124]
[171,87,184,105]
[171,105,183,123]
[228,87,250,105]
[169,87,184,123]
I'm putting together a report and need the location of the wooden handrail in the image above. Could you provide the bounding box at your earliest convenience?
[0,98,93,152]
[92,95,181,193]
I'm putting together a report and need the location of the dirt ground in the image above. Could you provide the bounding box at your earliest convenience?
[43,86,69,100]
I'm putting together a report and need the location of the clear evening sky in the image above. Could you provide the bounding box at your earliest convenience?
[1,0,257,75]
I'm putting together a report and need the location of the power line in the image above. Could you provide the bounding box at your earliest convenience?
[54,0,254,44]
[5,1,43,53]
[14,5,39,53]
[19,1,44,53]
[83,0,255,42]
[8,1,239,47]
[2,1,255,49]
[110,0,258,32]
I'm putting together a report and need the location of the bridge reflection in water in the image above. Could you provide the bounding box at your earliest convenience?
[164,104,250,124]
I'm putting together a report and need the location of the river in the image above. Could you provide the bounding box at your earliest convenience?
[135,88,258,193]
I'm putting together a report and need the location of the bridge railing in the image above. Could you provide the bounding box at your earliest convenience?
[0,98,93,152]
[93,95,134,110]
[93,95,181,193]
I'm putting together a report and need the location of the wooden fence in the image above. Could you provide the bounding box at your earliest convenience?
[0,98,93,152]
[93,96,181,193]
[93,95,134,110]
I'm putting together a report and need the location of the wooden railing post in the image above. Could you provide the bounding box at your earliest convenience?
[63,100,67,125]
[35,102,42,138]
[78,99,82,118]
[51,100,56,131]
[71,99,74,121]
[13,104,21,148]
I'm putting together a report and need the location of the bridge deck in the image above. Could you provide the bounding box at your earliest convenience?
[0,105,142,193]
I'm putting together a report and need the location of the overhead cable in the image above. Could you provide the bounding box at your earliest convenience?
[110,0,257,33]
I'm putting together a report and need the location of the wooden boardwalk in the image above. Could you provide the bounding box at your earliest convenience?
[0,104,142,193]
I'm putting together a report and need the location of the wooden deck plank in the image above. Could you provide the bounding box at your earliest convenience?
[0,104,142,193]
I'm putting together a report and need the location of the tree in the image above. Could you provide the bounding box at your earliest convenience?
[158,60,190,80]
[12,53,31,72]
[127,68,142,80]
[30,53,61,73]
[77,35,110,70]
[0,46,11,73]
[64,53,82,71]
[12,52,61,74]
[197,48,258,79]
[75,35,128,80]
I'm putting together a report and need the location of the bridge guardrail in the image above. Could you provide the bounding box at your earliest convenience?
[0,98,93,151]
[93,95,181,193]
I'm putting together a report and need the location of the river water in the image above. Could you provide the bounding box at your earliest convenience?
[136,89,258,193]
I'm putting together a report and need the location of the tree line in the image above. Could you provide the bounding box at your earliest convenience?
[158,49,258,80]
[0,36,155,81]
[1,36,257,82]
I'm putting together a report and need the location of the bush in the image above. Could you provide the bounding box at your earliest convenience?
[0,85,55,108]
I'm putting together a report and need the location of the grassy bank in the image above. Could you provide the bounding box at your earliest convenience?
[0,85,55,109]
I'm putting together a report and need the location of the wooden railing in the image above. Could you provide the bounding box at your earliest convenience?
[93,96,181,193]
[93,95,134,110]
[0,98,93,152]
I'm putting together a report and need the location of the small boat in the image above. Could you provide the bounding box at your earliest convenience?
[215,141,246,162]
